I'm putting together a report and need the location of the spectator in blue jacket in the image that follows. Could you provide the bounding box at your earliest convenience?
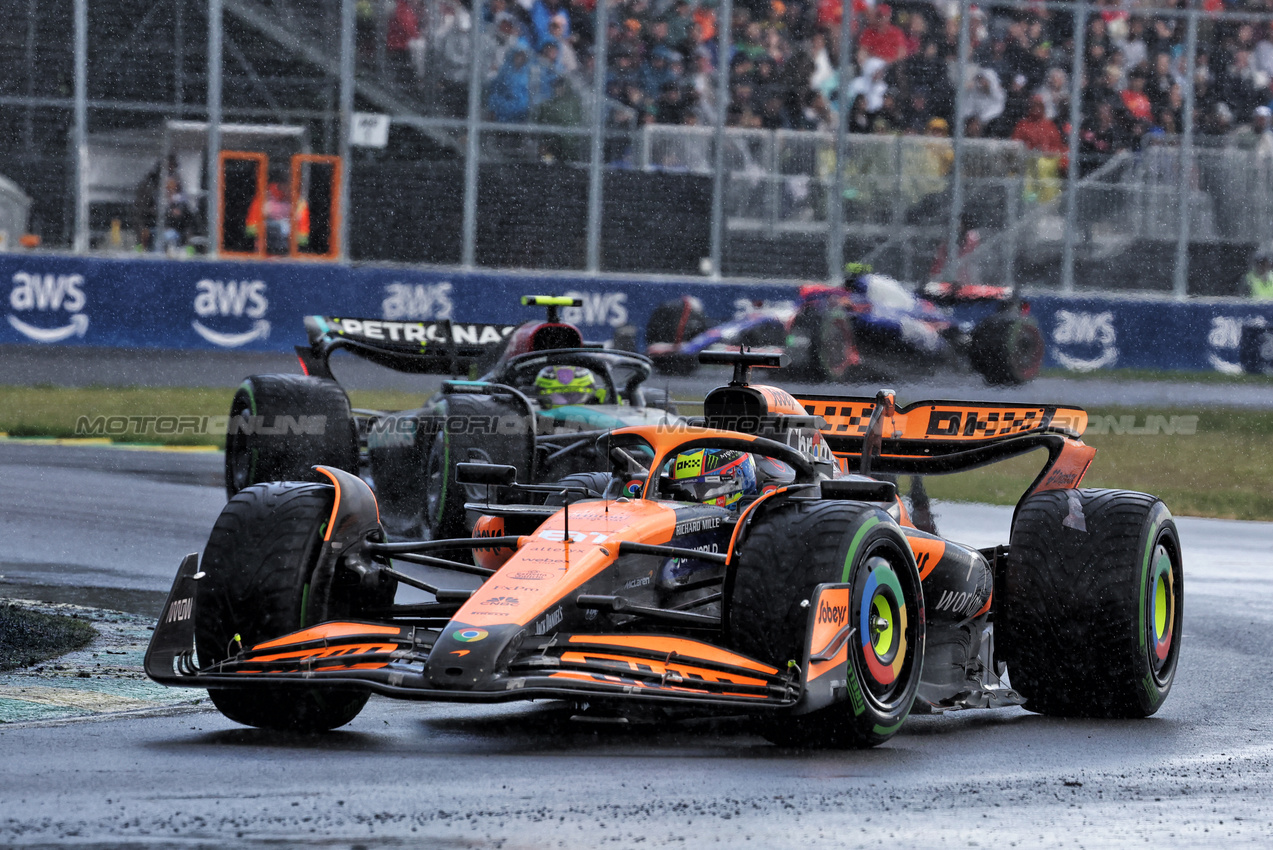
[530,0,569,51]
[487,43,532,122]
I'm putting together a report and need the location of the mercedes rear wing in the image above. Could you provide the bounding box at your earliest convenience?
[796,391,1096,496]
[297,315,517,378]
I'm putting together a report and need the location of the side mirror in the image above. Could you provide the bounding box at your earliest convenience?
[819,479,897,503]
[456,463,517,487]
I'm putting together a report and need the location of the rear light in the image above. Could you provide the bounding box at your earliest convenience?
[297,355,310,376]
[1020,301,1031,315]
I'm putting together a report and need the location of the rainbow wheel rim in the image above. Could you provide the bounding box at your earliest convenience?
[859,556,908,689]
[1147,544,1175,673]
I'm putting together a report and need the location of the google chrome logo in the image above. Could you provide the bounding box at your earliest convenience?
[453,628,489,643]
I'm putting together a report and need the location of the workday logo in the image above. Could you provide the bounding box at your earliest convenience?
[192,278,270,347]
[7,271,89,342]
[1051,310,1118,371]
[1206,315,1265,375]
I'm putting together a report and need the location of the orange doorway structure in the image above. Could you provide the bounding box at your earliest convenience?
[217,151,343,260]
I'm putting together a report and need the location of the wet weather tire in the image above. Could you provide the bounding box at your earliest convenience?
[790,305,858,382]
[646,297,709,375]
[640,387,679,416]
[998,489,1183,718]
[195,482,371,732]
[424,394,535,539]
[727,500,924,748]
[224,374,358,498]
[969,315,1044,386]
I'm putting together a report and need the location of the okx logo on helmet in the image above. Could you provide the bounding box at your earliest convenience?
[669,449,757,510]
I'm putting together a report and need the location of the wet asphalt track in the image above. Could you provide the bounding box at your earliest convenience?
[1,442,1272,847]
[6,342,1273,409]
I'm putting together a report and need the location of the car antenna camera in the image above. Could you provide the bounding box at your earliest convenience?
[731,345,751,386]
[521,295,582,325]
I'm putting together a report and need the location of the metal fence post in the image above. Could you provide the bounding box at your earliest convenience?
[338,0,354,262]
[461,0,485,268]
[894,136,906,279]
[827,0,852,285]
[945,0,971,278]
[73,0,88,253]
[207,0,223,258]
[1004,175,1019,287]
[1060,1,1087,293]
[175,0,185,117]
[1173,10,1199,300]
[708,0,734,279]
[586,0,610,273]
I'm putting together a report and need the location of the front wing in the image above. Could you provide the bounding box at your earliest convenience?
[146,556,854,713]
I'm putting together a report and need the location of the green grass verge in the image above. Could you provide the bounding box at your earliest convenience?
[0,602,96,672]
[4,387,1270,521]
[0,385,428,447]
[923,406,1273,521]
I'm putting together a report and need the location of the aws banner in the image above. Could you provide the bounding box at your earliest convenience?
[0,254,794,353]
[2,253,1272,374]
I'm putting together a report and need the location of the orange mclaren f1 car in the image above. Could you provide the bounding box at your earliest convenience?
[146,351,1183,748]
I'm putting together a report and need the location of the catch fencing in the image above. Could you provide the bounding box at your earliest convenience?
[3,1,1273,295]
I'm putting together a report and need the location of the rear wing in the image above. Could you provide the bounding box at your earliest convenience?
[796,393,1095,495]
[298,316,517,378]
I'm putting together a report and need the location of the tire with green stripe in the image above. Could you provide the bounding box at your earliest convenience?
[998,489,1183,718]
[727,500,924,748]
[224,374,358,498]
[195,482,386,731]
[423,393,535,540]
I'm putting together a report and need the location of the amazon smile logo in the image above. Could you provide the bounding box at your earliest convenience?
[7,271,90,343]
[192,278,270,347]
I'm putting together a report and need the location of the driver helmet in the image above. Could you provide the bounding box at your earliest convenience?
[667,448,758,509]
[533,365,606,408]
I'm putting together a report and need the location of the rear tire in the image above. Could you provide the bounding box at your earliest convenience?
[727,501,924,748]
[790,305,858,382]
[998,488,1183,718]
[640,387,679,416]
[645,297,709,375]
[969,315,1044,385]
[224,374,358,498]
[195,483,382,731]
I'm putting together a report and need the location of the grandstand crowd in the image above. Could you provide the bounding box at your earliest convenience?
[375,0,1273,162]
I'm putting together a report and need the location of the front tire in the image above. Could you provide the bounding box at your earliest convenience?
[998,488,1183,718]
[424,394,535,539]
[195,482,383,731]
[727,501,924,748]
[224,374,358,498]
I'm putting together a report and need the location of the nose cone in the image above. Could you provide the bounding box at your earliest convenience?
[424,622,526,689]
